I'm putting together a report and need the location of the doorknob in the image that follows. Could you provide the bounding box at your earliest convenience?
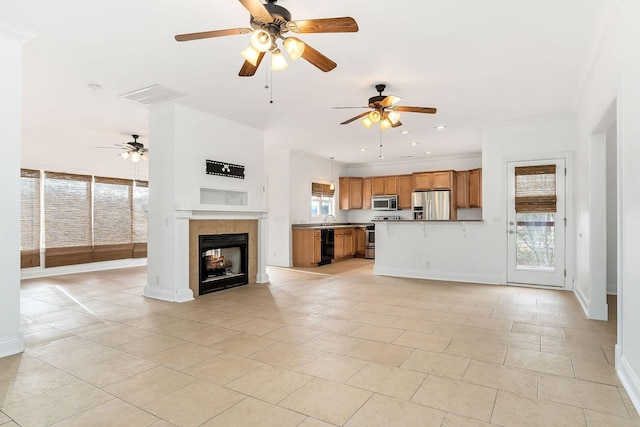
[509,230,515,234]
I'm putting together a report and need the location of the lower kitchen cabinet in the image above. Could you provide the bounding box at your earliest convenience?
[334,227,354,260]
[292,229,321,267]
[354,227,366,257]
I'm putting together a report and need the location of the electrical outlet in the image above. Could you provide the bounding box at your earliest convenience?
[424,261,430,268]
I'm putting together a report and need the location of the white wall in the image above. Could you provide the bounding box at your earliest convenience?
[0,21,36,357]
[574,0,640,411]
[606,122,617,294]
[481,118,578,286]
[145,104,264,300]
[264,146,291,267]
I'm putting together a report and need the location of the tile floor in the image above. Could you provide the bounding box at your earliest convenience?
[2,259,638,426]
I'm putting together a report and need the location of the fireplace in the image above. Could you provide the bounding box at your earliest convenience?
[199,233,248,295]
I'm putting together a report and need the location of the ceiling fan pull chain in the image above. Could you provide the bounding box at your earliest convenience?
[269,68,274,104]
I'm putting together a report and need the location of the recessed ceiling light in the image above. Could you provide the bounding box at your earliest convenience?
[400,130,409,134]
[359,148,367,152]
[410,142,419,146]
[434,124,447,130]
[425,151,432,155]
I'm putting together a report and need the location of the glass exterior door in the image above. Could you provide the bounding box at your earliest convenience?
[507,159,565,287]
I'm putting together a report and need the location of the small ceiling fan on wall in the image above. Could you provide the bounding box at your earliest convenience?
[335,84,437,130]
[97,135,148,162]
[174,0,358,76]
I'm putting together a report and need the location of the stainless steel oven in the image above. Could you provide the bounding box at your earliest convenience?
[365,225,375,259]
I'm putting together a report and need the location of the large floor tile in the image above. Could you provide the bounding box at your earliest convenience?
[400,349,470,380]
[1,381,114,427]
[504,347,574,377]
[49,398,159,427]
[345,393,445,427]
[66,352,157,388]
[201,397,305,427]
[491,390,586,426]
[462,359,537,397]
[280,378,372,426]
[346,363,426,400]
[247,341,318,368]
[209,332,276,356]
[347,341,413,367]
[411,375,497,422]
[293,351,368,383]
[143,380,244,427]
[182,352,263,385]
[226,364,312,404]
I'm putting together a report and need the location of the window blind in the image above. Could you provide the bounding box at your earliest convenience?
[20,169,41,268]
[133,180,148,258]
[44,172,93,267]
[515,165,557,213]
[93,177,133,261]
[311,182,335,197]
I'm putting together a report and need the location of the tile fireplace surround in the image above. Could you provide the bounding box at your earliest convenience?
[189,219,258,297]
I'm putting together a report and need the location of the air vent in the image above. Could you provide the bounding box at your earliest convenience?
[120,84,185,105]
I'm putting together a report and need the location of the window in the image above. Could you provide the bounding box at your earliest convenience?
[28,171,150,268]
[43,172,93,267]
[133,180,148,258]
[93,177,133,261]
[20,169,41,268]
[311,182,334,217]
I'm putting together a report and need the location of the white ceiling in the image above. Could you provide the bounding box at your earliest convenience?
[4,0,604,165]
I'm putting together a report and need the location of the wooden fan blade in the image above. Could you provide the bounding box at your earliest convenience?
[391,120,403,128]
[175,28,251,42]
[288,17,358,33]
[392,106,437,114]
[332,106,369,109]
[238,51,265,77]
[301,43,336,72]
[341,111,370,125]
[380,95,402,107]
[239,0,273,23]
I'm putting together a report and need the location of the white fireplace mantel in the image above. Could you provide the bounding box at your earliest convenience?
[144,205,270,303]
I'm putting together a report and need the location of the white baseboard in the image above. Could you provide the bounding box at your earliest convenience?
[372,267,500,286]
[0,333,24,358]
[143,285,194,303]
[21,258,147,280]
[618,355,640,415]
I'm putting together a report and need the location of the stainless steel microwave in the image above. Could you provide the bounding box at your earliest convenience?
[371,195,398,210]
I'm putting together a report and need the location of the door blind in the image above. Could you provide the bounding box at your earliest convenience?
[20,169,41,268]
[514,165,557,213]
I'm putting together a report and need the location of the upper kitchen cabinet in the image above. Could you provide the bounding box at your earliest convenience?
[339,177,363,210]
[362,178,372,209]
[455,168,482,208]
[397,174,413,209]
[413,170,454,191]
[468,168,482,208]
[371,176,397,196]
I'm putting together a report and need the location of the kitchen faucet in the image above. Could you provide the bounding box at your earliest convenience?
[323,215,336,226]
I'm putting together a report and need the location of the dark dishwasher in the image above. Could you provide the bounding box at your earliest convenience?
[319,228,334,265]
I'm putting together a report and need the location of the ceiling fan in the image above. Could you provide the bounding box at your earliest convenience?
[174,0,358,76]
[336,84,437,130]
[98,135,148,162]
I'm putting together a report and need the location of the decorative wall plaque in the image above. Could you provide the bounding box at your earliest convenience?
[206,160,245,179]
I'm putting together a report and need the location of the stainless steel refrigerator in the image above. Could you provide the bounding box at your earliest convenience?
[411,191,451,220]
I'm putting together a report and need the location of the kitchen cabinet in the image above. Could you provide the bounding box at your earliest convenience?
[371,176,397,196]
[455,168,482,208]
[292,229,322,267]
[354,227,366,257]
[413,170,454,191]
[339,177,363,210]
[362,178,372,209]
[334,227,354,259]
[397,174,413,209]
[455,170,470,208]
[469,168,482,208]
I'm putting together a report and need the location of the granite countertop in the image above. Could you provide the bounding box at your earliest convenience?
[291,222,374,229]
[372,219,484,223]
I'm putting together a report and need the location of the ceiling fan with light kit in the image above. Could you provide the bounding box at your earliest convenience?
[174,0,358,76]
[97,135,148,162]
[335,84,437,130]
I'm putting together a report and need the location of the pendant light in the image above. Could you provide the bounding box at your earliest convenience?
[329,157,335,190]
